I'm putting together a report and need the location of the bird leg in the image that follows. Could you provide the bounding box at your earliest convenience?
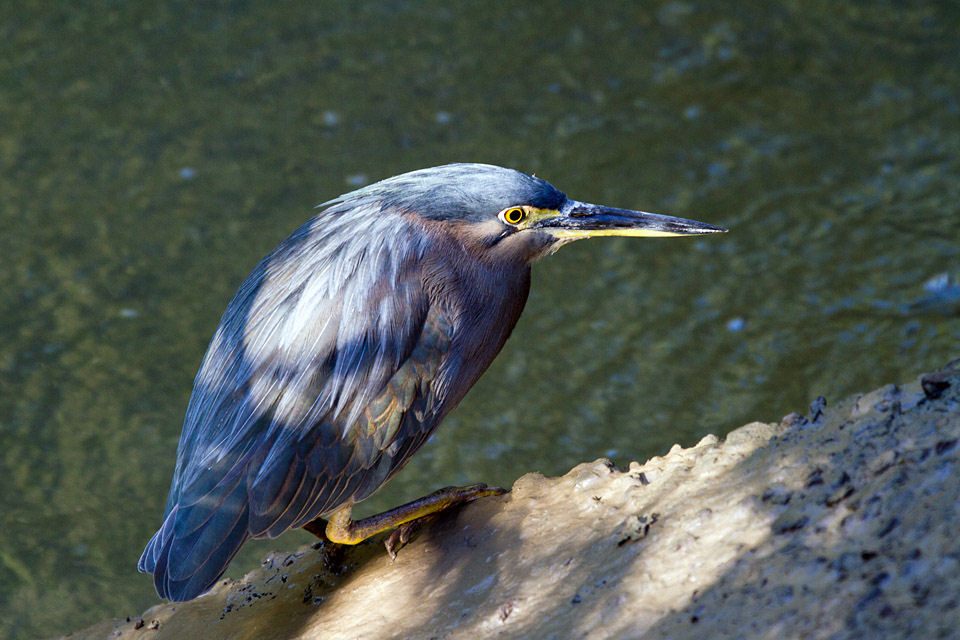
[301,518,329,540]
[306,483,506,557]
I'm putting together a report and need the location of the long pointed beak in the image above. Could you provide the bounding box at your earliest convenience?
[536,200,727,239]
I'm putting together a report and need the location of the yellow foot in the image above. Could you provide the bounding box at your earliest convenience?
[303,483,508,556]
[384,514,436,559]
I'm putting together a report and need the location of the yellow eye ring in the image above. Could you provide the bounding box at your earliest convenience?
[501,207,526,225]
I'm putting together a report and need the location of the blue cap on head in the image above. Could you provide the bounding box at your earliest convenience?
[352,163,566,222]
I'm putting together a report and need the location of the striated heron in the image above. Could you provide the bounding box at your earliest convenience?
[139,163,725,601]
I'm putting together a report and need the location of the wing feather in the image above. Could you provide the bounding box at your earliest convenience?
[140,203,454,600]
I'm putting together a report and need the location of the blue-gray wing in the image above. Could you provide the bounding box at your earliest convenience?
[139,207,454,601]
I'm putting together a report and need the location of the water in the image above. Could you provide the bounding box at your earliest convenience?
[1,2,958,637]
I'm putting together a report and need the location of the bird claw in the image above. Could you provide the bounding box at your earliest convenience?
[385,515,434,559]
[384,484,509,559]
[457,483,509,500]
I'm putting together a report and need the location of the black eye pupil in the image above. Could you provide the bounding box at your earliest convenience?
[506,208,523,223]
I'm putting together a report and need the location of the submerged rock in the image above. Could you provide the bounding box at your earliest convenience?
[63,360,960,639]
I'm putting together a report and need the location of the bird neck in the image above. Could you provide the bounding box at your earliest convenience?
[415,226,531,407]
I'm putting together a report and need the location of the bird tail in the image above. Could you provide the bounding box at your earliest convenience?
[138,480,251,602]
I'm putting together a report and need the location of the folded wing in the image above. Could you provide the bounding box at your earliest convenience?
[139,206,454,601]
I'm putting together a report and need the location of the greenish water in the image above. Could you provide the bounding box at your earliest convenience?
[1,1,958,637]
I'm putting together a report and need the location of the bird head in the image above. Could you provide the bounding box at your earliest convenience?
[337,163,726,263]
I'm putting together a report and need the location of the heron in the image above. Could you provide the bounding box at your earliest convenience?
[139,163,725,601]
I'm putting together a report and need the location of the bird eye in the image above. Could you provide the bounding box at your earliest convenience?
[500,207,526,225]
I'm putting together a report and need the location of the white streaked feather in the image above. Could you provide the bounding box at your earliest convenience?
[172,197,433,498]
